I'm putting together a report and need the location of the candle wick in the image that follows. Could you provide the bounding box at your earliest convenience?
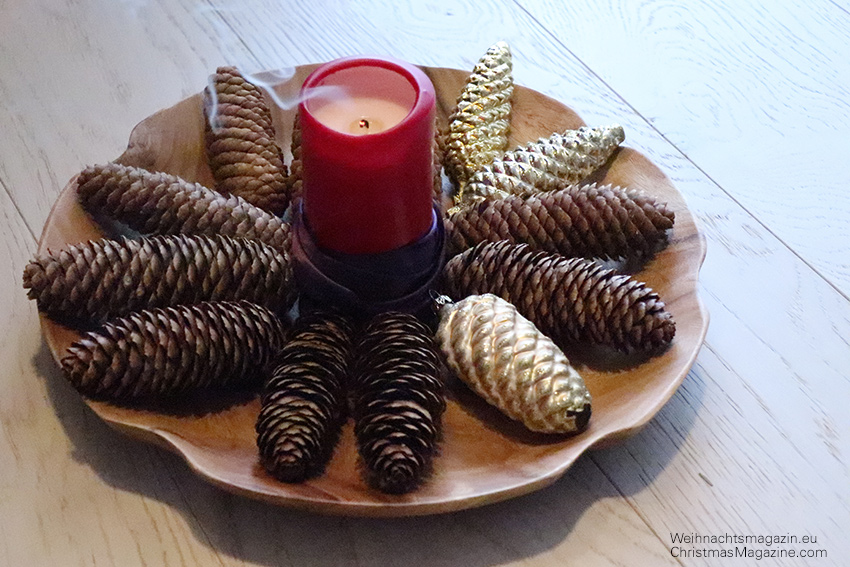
[359,119,370,130]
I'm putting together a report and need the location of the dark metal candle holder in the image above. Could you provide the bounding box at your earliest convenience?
[291,202,446,319]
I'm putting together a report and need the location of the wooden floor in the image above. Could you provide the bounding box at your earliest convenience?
[1,0,848,565]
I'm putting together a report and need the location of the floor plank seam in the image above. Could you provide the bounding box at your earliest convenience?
[829,0,850,17]
[586,453,685,566]
[511,0,850,305]
[200,0,264,70]
[0,175,38,244]
[159,451,230,567]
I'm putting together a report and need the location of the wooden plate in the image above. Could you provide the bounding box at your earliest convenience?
[37,64,708,517]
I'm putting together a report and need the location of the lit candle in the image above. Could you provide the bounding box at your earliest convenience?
[299,56,436,254]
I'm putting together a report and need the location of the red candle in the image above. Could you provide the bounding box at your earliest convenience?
[299,56,436,255]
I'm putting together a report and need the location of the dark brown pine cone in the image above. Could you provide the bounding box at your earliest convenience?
[353,312,445,494]
[204,66,289,215]
[256,311,354,482]
[77,163,291,254]
[23,234,294,326]
[61,301,286,400]
[445,183,674,260]
[443,241,675,352]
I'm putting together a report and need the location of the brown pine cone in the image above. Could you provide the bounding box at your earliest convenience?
[204,66,289,215]
[23,234,294,326]
[285,111,303,206]
[77,163,291,254]
[445,183,674,260]
[257,311,354,482]
[443,241,675,352]
[353,312,445,494]
[61,301,286,400]
[459,125,625,204]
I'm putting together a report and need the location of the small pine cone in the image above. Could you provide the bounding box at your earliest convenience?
[445,183,674,260]
[61,301,286,400]
[256,311,354,482]
[353,312,445,494]
[204,66,289,215]
[436,294,591,434]
[443,241,675,352]
[77,163,291,254]
[459,125,625,204]
[444,41,513,189]
[286,111,303,206]
[23,234,294,325]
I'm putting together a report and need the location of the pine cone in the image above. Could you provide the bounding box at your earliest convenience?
[256,311,354,482]
[204,66,289,215]
[445,183,674,260]
[77,163,291,254]
[443,241,675,352]
[444,41,513,189]
[286,111,303,206]
[61,301,286,400]
[23,234,294,325]
[436,294,590,434]
[459,125,625,204]
[353,312,445,494]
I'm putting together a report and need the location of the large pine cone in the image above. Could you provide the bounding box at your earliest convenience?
[444,41,513,189]
[459,125,625,204]
[257,311,354,482]
[353,312,445,494]
[445,183,674,260]
[23,234,294,325]
[443,241,675,352]
[204,66,289,215]
[77,163,291,254]
[436,294,591,434]
[61,301,286,400]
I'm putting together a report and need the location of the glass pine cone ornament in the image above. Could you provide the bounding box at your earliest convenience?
[77,163,292,254]
[61,301,286,400]
[445,182,674,259]
[458,125,625,204]
[444,41,513,189]
[203,66,290,215]
[436,294,591,434]
[257,311,354,483]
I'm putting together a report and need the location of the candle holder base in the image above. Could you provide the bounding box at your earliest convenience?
[291,203,446,320]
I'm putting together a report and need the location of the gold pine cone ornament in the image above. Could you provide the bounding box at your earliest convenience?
[436,294,591,434]
[460,124,625,204]
[444,41,514,190]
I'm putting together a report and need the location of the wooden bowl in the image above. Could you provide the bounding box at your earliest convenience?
[37,65,708,517]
